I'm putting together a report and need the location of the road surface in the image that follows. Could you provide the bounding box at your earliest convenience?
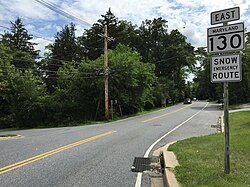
[0,101,222,187]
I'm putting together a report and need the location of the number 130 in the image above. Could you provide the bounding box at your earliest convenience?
[209,34,242,52]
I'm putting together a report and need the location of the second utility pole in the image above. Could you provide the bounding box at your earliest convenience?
[104,24,109,120]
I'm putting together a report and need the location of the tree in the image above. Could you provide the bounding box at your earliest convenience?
[1,17,39,69]
[137,17,168,65]
[53,44,156,120]
[0,42,47,128]
[193,47,221,101]
[0,43,13,128]
[43,23,80,92]
[52,60,103,121]
[229,32,250,104]
[78,9,139,61]
[137,18,195,102]
[106,44,156,114]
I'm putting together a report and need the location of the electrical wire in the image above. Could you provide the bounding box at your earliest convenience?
[0,65,102,76]
[33,0,91,27]
[0,72,103,79]
[0,61,138,80]
[0,25,9,30]
[0,55,104,69]
[0,25,54,42]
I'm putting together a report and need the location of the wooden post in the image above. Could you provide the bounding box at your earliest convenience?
[104,24,109,120]
[224,82,230,174]
[223,22,230,174]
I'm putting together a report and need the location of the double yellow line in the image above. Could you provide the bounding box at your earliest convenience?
[0,130,116,175]
[143,104,193,122]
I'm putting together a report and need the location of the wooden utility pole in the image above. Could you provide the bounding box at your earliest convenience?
[104,24,109,120]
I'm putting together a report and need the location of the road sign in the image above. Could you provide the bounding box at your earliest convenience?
[211,54,241,82]
[207,22,244,53]
[209,7,243,176]
[211,7,240,25]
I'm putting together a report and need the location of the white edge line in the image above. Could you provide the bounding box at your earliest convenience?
[135,172,142,187]
[134,102,209,187]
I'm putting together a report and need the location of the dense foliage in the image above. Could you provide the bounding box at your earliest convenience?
[2,9,248,129]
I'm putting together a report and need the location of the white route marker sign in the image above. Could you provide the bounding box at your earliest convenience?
[207,22,244,53]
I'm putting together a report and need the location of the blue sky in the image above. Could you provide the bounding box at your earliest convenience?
[1,0,250,56]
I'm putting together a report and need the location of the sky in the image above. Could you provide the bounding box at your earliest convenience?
[0,0,250,56]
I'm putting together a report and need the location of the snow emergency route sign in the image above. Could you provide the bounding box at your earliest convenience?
[211,54,241,82]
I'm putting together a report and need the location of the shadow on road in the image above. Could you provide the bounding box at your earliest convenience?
[190,103,222,111]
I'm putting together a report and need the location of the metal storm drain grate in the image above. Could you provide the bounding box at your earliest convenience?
[131,157,152,172]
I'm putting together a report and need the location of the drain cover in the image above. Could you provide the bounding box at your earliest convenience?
[131,157,152,172]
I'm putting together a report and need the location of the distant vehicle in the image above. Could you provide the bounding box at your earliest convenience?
[184,98,192,104]
[193,97,197,101]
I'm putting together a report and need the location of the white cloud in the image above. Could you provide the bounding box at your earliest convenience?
[1,0,250,50]
[32,37,53,57]
[0,0,56,22]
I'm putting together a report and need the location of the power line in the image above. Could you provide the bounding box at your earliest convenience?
[1,24,106,47]
[0,25,54,42]
[32,35,54,42]
[0,65,102,76]
[0,72,103,79]
[0,25,9,30]
[33,0,91,27]
[0,64,131,76]
[0,54,103,68]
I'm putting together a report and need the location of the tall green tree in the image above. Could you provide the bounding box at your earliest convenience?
[44,23,80,92]
[193,47,221,100]
[1,17,39,69]
[54,44,156,120]
[107,44,156,114]
[229,32,250,104]
[0,43,13,127]
[137,17,168,65]
[137,18,195,102]
[78,9,139,61]
[0,42,47,128]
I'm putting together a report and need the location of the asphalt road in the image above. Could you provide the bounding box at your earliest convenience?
[0,101,222,187]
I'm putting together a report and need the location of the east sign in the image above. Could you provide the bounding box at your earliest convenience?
[211,7,240,25]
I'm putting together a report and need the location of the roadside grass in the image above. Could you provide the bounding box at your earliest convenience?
[0,103,177,130]
[0,134,18,137]
[229,102,250,110]
[40,105,175,127]
[168,111,250,187]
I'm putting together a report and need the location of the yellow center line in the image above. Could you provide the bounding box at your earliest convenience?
[143,104,193,122]
[0,130,116,175]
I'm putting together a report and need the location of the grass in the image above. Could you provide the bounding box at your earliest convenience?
[0,134,18,137]
[229,103,250,110]
[168,111,250,187]
[38,104,177,127]
[0,103,177,130]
